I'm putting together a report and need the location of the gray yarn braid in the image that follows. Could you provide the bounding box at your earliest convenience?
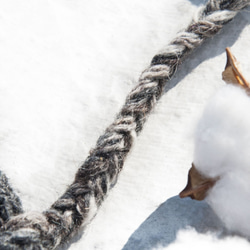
[0,171,23,227]
[1,0,250,249]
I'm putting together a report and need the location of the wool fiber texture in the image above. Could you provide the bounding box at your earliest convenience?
[0,171,23,227]
[0,0,250,249]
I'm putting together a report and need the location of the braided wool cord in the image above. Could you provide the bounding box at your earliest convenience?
[0,171,23,228]
[1,0,250,249]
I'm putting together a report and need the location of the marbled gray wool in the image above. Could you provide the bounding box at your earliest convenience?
[0,0,250,249]
[0,171,23,227]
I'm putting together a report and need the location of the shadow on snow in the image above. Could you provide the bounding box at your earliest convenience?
[122,196,227,250]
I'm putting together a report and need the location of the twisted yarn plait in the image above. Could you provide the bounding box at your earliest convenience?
[0,0,249,249]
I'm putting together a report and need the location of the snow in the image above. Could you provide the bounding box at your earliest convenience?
[0,0,250,249]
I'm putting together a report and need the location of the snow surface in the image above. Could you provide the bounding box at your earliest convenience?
[0,0,250,249]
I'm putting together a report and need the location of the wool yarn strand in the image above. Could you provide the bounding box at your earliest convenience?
[0,171,23,227]
[0,0,250,249]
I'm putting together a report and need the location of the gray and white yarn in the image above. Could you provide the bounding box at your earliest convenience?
[0,0,250,249]
[0,171,23,227]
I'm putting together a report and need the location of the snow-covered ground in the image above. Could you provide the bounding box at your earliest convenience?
[0,0,250,249]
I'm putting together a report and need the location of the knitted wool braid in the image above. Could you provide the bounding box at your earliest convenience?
[1,0,249,249]
[0,171,23,227]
